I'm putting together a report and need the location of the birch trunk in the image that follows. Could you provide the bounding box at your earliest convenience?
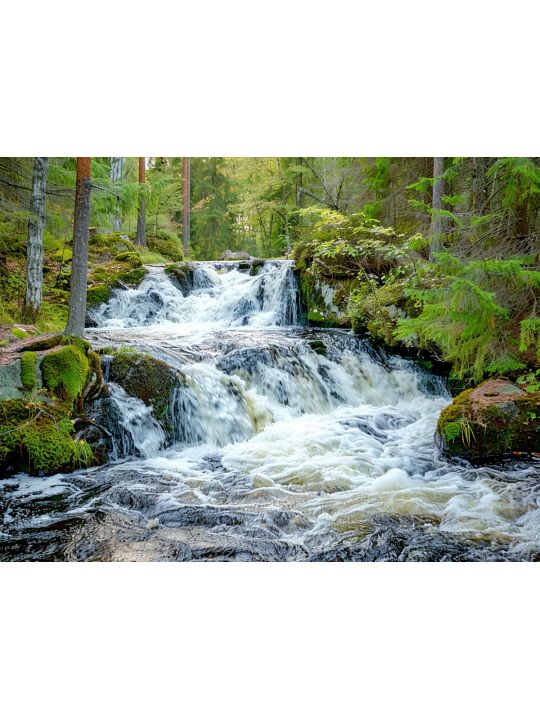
[109,157,123,231]
[23,157,48,322]
[135,157,146,246]
[65,158,91,337]
[182,157,191,256]
[430,157,445,259]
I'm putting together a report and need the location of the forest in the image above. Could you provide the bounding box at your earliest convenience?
[0,156,539,562]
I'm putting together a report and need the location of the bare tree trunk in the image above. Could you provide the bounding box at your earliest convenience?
[182,157,191,256]
[65,158,92,337]
[23,157,48,322]
[135,157,146,247]
[109,157,123,231]
[430,157,445,259]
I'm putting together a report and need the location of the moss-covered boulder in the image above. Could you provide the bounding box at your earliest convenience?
[108,350,184,437]
[164,262,195,294]
[436,378,540,461]
[0,398,94,477]
[297,270,352,327]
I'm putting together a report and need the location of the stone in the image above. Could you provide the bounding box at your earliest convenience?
[436,378,540,462]
[0,360,24,400]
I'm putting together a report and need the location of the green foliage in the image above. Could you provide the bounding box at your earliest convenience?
[395,253,539,381]
[20,352,37,391]
[11,327,28,339]
[41,345,89,401]
[294,209,408,277]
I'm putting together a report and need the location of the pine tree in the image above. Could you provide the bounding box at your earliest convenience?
[182,157,191,255]
[135,157,146,247]
[65,158,91,337]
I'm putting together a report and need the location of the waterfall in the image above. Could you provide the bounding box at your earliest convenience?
[89,260,302,331]
[2,258,540,562]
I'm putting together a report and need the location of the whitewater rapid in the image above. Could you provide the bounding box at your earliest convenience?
[1,260,539,561]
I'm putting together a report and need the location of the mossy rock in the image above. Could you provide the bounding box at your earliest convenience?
[41,345,90,402]
[436,379,540,462]
[146,234,183,261]
[164,262,195,293]
[116,267,146,286]
[108,350,183,435]
[0,398,93,477]
[87,284,112,306]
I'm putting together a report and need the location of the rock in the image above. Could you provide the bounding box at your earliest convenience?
[0,360,24,400]
[219,250,251,261]
[108,350,185,439]
[436,378,540,461]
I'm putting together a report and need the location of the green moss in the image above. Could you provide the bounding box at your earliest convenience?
[0,399,93,475]
[117,267,146,285]
[41,346,89,401]
[87,285,112,306]
[23,334,63,352]
[115,251,142,266]
[20,352,37,391]
[443,421,463,444]
[11,327,28,339]
[147,234,183,261]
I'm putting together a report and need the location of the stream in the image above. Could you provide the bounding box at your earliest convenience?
[1,260,539,561]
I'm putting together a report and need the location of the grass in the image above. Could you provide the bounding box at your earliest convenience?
[136,249,168,264]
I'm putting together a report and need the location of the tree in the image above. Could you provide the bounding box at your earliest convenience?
[23,157,48,322]
[135,156,146,246]
[430,157,445,258]
[109,157,123,231]
[65,158,91,337]
[182,157,191,255]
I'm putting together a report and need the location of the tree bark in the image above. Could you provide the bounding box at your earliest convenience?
[430,157,445,259]
[23,157,48,322]
[182,157,191,255]
[65,158,91,337]
[135,157,146,246]
[109,157,123,231]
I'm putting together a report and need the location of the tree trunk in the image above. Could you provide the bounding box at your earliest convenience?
[109,157,123,231]
[182,157,191,256]
[65,158,92,337]
[135,157,146,247]
[430,157,445,259]
[23,157,48,322]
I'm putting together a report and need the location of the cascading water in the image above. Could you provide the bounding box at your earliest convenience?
[1,260,539,561]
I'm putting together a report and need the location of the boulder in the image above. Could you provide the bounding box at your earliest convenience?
[436,378,540,461]
[107,350,185,440]
[219,250,251,261]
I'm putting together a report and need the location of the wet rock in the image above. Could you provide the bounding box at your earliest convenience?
[107,350,185,440]
[164,262,195,293]
[436,378,540,462]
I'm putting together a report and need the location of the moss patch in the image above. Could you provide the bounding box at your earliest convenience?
[87,285,112,306]
[41,346,90,401]
[20,352,37,391]
[0,399,93,475]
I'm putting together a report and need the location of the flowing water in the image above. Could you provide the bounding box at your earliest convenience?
[1,261,539,561]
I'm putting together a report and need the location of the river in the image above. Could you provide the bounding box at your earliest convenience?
[1,260,539,561]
